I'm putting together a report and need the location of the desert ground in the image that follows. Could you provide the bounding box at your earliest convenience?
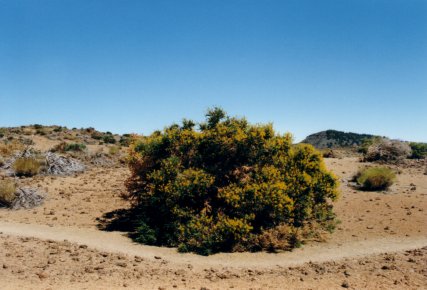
[0,132,426,289]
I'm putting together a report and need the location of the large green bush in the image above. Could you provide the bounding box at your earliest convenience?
[126,108,339,255]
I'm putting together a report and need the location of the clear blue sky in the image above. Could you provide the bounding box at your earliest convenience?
[1,0,426,142]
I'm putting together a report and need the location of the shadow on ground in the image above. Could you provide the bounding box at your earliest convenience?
[97,207,141,238]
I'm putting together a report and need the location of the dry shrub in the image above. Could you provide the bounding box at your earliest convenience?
[0,140,25,157]
[249,224,294,252]
[364,139,410,163]
[108,145,120,155]
[0,179,16,206]
[356,167,395,191]
[52,142,86,152]
[12,157,41,177]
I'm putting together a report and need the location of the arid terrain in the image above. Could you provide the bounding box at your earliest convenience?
[0,127,426,289]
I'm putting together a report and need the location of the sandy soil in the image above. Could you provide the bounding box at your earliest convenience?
[0,139,426,289]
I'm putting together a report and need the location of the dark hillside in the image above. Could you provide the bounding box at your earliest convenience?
[302,130,377,149]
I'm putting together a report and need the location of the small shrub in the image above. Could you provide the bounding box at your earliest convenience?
[91,132,103,140]
[0,179,16,206]
[0,156,4,167]
[21,138,34,145]
[0,141,25,157]
[102,135,116,144]
[108,146,120,155]
[409,142,427,159]
[64,134,77,141]
[119,135,132,147]
[64,143,86,152]
[53,126,63,132]
[321,149,338,158]
[33,124,43,130]
[36,129,47,135]
[364,138,411,163]
[13,157,41,177]
[356,167,395,191]
[52,142,86,152]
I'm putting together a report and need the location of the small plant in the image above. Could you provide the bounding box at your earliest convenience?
[0,179,16,206]
[53,126,63,132]
[52,142,86,152]
[108,145,120,155]
[356,167,395,191]
[91,132,103,140]
[119,135,132,147]
[13,157,41,177]
[36,129,47,135]
[102,135,116,144]
[64,143,86,152]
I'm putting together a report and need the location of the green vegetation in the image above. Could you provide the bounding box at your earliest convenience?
[119,134,132,147]
[13,157,41,177]
[36,129,47,135]
[91,132,103,140]
[126,108,339,255]
[409,142,427,159]
[356,167,395,191]
[52,142,87,152]
[0,179,16,206]
[53,126,64,132]
[64,143,87,152]
[102,134,116,144]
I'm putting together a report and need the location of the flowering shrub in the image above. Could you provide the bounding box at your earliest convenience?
[126,108,339,254]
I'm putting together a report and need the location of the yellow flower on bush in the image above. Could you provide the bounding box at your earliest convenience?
[126,108,339,254]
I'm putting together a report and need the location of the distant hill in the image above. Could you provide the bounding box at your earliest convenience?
[301,130,377,149]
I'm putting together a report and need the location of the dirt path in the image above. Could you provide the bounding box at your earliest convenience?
[1,220,426,269]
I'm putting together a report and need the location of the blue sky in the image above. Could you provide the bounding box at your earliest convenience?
[0,0,426,142]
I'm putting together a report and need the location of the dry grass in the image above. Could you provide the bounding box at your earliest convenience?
[12,157,41,177]
[108,145,120,155]
[356,166,396,191]
[0,179,16,206]
[0,141,25,157]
